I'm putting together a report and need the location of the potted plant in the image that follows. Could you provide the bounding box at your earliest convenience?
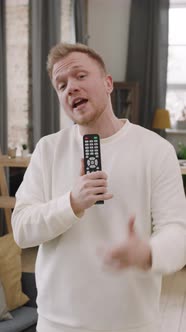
[177,142,186,160]
[177,142,186,193]
[21,144,28,157]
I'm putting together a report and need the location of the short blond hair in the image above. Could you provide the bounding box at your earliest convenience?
[47,42,107,80]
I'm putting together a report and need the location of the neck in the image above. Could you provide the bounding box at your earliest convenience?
[78,110,125,139]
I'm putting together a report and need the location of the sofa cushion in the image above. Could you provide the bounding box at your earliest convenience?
[0,306,37,332]
[0,279,13,321]
[0,233,29,310]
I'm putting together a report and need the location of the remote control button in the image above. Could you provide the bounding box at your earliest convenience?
[90,165,96,168]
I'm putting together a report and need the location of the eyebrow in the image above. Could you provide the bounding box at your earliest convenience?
[55,66,87,83]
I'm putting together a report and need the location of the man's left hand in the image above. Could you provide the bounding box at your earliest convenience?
[98,216,152,271]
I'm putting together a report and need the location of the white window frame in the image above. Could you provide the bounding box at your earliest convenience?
[166,0,186,126]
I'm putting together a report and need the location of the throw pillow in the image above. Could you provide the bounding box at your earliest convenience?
[0,279,13,320]
[0,233,29,310]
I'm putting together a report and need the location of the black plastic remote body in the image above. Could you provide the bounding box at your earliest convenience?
[83,134,104,204]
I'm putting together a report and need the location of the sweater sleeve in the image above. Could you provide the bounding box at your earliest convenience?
[150,144,186,274]
[11,141,81,248]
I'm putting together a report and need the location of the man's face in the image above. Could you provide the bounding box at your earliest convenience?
[52,52,113,125]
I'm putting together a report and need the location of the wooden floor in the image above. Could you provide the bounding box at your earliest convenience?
[21,248,186,332]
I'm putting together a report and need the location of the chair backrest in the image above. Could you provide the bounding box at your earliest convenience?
[0,149,15,233]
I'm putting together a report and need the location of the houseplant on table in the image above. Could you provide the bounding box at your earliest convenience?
[177,142,186,193]
[21,144,29,157]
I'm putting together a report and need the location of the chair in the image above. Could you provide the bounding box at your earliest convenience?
[0,150,15,233]
[0,149,30,233]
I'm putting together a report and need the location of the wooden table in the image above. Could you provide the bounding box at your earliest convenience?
[0,155,30,168]
[0,154,30,233]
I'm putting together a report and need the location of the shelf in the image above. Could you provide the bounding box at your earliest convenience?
[166,129,186,134]
[0,153,30,233]
[0,155,30,167]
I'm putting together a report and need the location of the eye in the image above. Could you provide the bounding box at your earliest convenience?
[58,83,66,91]
[78,73,86,79]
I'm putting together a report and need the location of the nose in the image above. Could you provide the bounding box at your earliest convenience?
[66,78,80,95]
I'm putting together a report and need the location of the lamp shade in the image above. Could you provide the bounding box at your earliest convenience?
[152,109,171,129]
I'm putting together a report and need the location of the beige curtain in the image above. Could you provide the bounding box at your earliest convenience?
[0,0,7,154]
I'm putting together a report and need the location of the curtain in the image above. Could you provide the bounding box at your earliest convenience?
[0,0,7,235]
[30,0,61,150]
[73,0,88,44]
[0,0,7,154]
[126,0,169,129]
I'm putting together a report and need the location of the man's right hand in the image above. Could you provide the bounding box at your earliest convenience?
[70,159,113,216]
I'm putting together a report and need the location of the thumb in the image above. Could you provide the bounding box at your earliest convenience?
[80,158,85,176]
[128,215,136,237]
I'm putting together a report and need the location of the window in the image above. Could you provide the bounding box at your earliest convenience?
[61,0,75,43]
[166,1,186,127]
[5,0,74,151]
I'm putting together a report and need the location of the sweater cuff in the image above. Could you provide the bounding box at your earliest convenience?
[149,238,163,274]
[149,227,185,274]
[56,191,83,230]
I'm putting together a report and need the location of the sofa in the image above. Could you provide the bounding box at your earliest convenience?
[0,272,38,332]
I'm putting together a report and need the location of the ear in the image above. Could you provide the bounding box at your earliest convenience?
[104,75,113,94]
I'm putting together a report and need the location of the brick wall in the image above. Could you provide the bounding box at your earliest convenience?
[6,0,29,150]
[5,0,74,152]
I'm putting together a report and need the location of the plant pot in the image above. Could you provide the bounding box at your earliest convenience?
[21,149,29,157]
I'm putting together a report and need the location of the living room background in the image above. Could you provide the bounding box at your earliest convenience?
[2,0,186,153]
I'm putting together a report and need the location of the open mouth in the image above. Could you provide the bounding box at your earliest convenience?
[72,98,88,109]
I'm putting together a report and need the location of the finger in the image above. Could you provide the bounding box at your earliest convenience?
[80,158,85,176]
[89,193,113,204]
[96,193,113,201]
[88,192,113,203]
[86,171,108,180]
[83,179,107,188]
[90,187,107,195]
[128,215,136,236]
[106,246,126,260]
[105,259,124,269]
[90,179,107,187]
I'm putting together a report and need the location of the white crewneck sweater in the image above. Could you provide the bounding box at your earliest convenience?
[12,120,186,332]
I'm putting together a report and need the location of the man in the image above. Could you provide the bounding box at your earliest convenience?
[12,43,186,332]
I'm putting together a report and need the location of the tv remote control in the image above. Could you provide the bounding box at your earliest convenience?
[83,134,104,204]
